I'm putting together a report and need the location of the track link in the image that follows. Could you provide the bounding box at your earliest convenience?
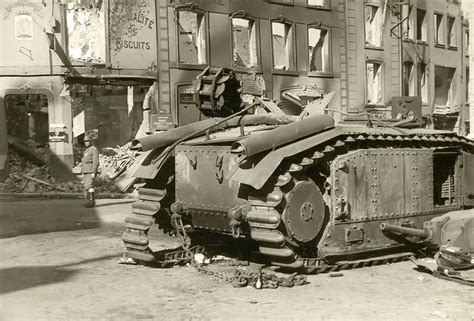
[122,187,167,263]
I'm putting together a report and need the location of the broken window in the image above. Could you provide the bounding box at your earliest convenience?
[434,66,456,110]
[365,4,383,47]
[14,13,33,40]
[307,0,328,8]
[366,61,383,105]
[67,3,106,62]
[5,94,49,145]
[434,13,445,45]
[308,26,330,72]
[447,16,457,47]
[403,61,416,96]
[402,5,415,40]
[417,63,428,105]
[416,9,427,42]
[177,10,207,64]
[271,21,295,70]
[231,17,258,69]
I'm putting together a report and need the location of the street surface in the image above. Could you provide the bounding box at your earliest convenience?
[0,198,473,320]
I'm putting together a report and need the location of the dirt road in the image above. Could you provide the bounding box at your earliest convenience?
[0,198,473,320]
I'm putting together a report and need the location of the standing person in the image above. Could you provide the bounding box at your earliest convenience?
[81,134,99,207]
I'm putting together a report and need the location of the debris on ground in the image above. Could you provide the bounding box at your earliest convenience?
[4,139,142,194]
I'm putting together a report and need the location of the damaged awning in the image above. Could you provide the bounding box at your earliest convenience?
[65,74,157,86]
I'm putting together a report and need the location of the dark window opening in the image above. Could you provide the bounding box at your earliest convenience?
[416,9,427,41]
[5,94,49,146]
[434,13,445,45]
[447,16,457,47]
[433,152,457,206]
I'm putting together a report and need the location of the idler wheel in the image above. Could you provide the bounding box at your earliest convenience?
[282,179,325,243]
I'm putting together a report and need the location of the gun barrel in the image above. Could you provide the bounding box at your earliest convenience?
[379,223,429,238]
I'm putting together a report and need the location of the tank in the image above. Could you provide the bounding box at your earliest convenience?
[122,67,474,272]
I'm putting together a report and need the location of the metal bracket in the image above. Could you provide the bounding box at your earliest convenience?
[345,227,364,244]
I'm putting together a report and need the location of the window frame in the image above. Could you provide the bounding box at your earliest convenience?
[307,22,333,77]
[447,15,457,49]
[402,4,416,41]
[434,12,446,47]
[175,4,209,68]
[416,8,427,43]
[306,0,330,10]
[229,10,261,72]
[403,60,416,96]
[270,16,297,74]
[417,62,429,105]
[365,59,384,107]
[364,3,384,49]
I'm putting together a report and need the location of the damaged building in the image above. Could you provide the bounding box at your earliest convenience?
[0,0,470,185]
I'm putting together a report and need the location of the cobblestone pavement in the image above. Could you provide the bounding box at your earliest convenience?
[0,198,473,320]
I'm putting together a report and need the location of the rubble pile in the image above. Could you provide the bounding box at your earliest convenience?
[98,143,138,183]
[4,149,84,193]
[4,142,139,194]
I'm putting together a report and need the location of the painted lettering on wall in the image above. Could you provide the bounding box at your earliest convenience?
[110,0,156,56]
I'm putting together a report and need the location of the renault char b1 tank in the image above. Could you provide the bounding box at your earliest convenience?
[122,67,474,271]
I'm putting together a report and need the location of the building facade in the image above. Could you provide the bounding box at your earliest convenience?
[156,0,346,126]
[344,0,466,133]
[0,0,469,182]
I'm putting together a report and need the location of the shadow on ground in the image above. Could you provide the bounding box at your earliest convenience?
[0,254,121,294]
[0,198,129,238]
[0,266,78,295]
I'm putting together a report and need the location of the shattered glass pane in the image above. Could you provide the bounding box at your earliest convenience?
[178,11,206,64]
[232,18,258,68]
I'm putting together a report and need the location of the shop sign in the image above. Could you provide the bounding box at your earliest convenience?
[109,0,157,69]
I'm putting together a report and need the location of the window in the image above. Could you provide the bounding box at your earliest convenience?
[366,61,383,105]
[416,9,427,42]
[271,20,295,70]
[464,28,469,52]
[434,66,456,109]
[231,16,258,69]
[466,67,469,103]
[417,63,428,104]
[434,13,445,45]
[365,4,383,47]
[402,5,415,40]
[15,14,33,40]
[308,25,330,73]
[403,61,415,96]
[307,0,328,8]
[447,16,456,47]
[177,10,207,64]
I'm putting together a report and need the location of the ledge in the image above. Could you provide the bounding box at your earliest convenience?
[271,69,299,76]
[308,71,334,78]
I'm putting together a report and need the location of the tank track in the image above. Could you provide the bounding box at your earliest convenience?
[121,187,168,263]
[246,132,474,270]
